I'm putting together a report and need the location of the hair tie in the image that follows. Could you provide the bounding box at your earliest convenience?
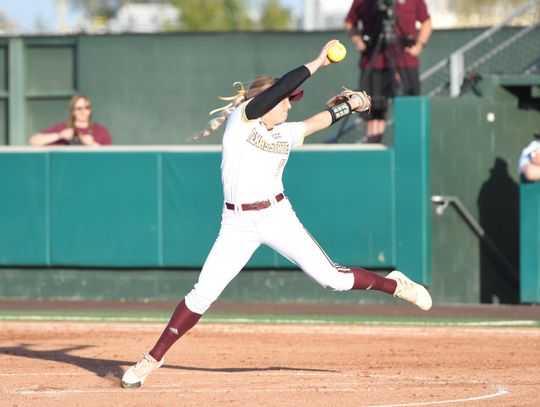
[208,81,246,116]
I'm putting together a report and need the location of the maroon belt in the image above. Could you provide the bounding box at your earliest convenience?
[226,193,285,211]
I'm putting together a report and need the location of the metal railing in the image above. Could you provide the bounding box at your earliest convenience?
[431,195,518,285]
[421,0,540,97]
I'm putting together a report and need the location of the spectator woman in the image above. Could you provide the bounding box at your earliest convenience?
[29,94,112,146]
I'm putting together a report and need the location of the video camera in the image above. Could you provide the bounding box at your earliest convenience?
[376,0,397,20]
[362,0,415,49]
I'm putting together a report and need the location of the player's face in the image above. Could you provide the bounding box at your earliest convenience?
[263,97,292,128]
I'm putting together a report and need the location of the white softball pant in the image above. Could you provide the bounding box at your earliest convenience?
[185,198,354,314]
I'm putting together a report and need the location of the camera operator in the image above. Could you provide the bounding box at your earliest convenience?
[345,0,432,143]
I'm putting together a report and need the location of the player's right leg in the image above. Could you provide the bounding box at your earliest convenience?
[261,203,431,310]
[121,352,164,389]
[122,212,261,389]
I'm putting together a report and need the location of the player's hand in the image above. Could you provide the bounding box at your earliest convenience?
[305,40,339,74]
[59,128,74,141]
[327,87,371,112]
[319,39,340,67]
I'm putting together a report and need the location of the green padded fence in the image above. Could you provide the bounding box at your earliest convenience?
[0,146,396,269]
[520,180,540,303]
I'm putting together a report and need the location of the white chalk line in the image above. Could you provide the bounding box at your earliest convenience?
[3,370,503,389]
[359,386,508,407]
[9,384,509,406]
[1,321,539,337]
[0,371,496,387]
[13,386,361,397]
[0,315,537,328]
[3,367,510,405]
[0,371,499,390]
[0,370,342,378]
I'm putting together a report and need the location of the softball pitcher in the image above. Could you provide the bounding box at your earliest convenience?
[122,40,432,389]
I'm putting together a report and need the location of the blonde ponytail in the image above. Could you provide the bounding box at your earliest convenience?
[191,82,247,141]
[191,76,278,141]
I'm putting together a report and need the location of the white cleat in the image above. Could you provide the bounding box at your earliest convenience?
[387,270,432,311]
[121,352,164,389]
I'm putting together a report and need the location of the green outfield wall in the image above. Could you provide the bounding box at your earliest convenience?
[0,29,489,147]
[429,77,539,305]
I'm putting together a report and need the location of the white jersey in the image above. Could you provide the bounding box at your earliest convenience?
[221,100,306,204]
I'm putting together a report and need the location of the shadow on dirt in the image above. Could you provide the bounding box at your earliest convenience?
[0,344,336,379]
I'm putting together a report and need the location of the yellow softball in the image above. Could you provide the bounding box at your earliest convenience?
[327,42,347,63]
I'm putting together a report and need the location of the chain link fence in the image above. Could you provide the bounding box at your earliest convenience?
[421,0,540,97]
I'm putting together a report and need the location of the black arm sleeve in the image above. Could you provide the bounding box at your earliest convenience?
[244,65,311,120]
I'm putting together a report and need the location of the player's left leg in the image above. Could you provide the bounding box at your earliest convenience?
[122,213,262,388]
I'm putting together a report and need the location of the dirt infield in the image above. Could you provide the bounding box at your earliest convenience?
[1,319,539,406]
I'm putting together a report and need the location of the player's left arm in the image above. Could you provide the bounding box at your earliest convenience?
[302,110,333,138]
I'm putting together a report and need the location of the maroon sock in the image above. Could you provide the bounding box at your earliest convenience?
[149,299,201,361]
[349,267,397,294]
